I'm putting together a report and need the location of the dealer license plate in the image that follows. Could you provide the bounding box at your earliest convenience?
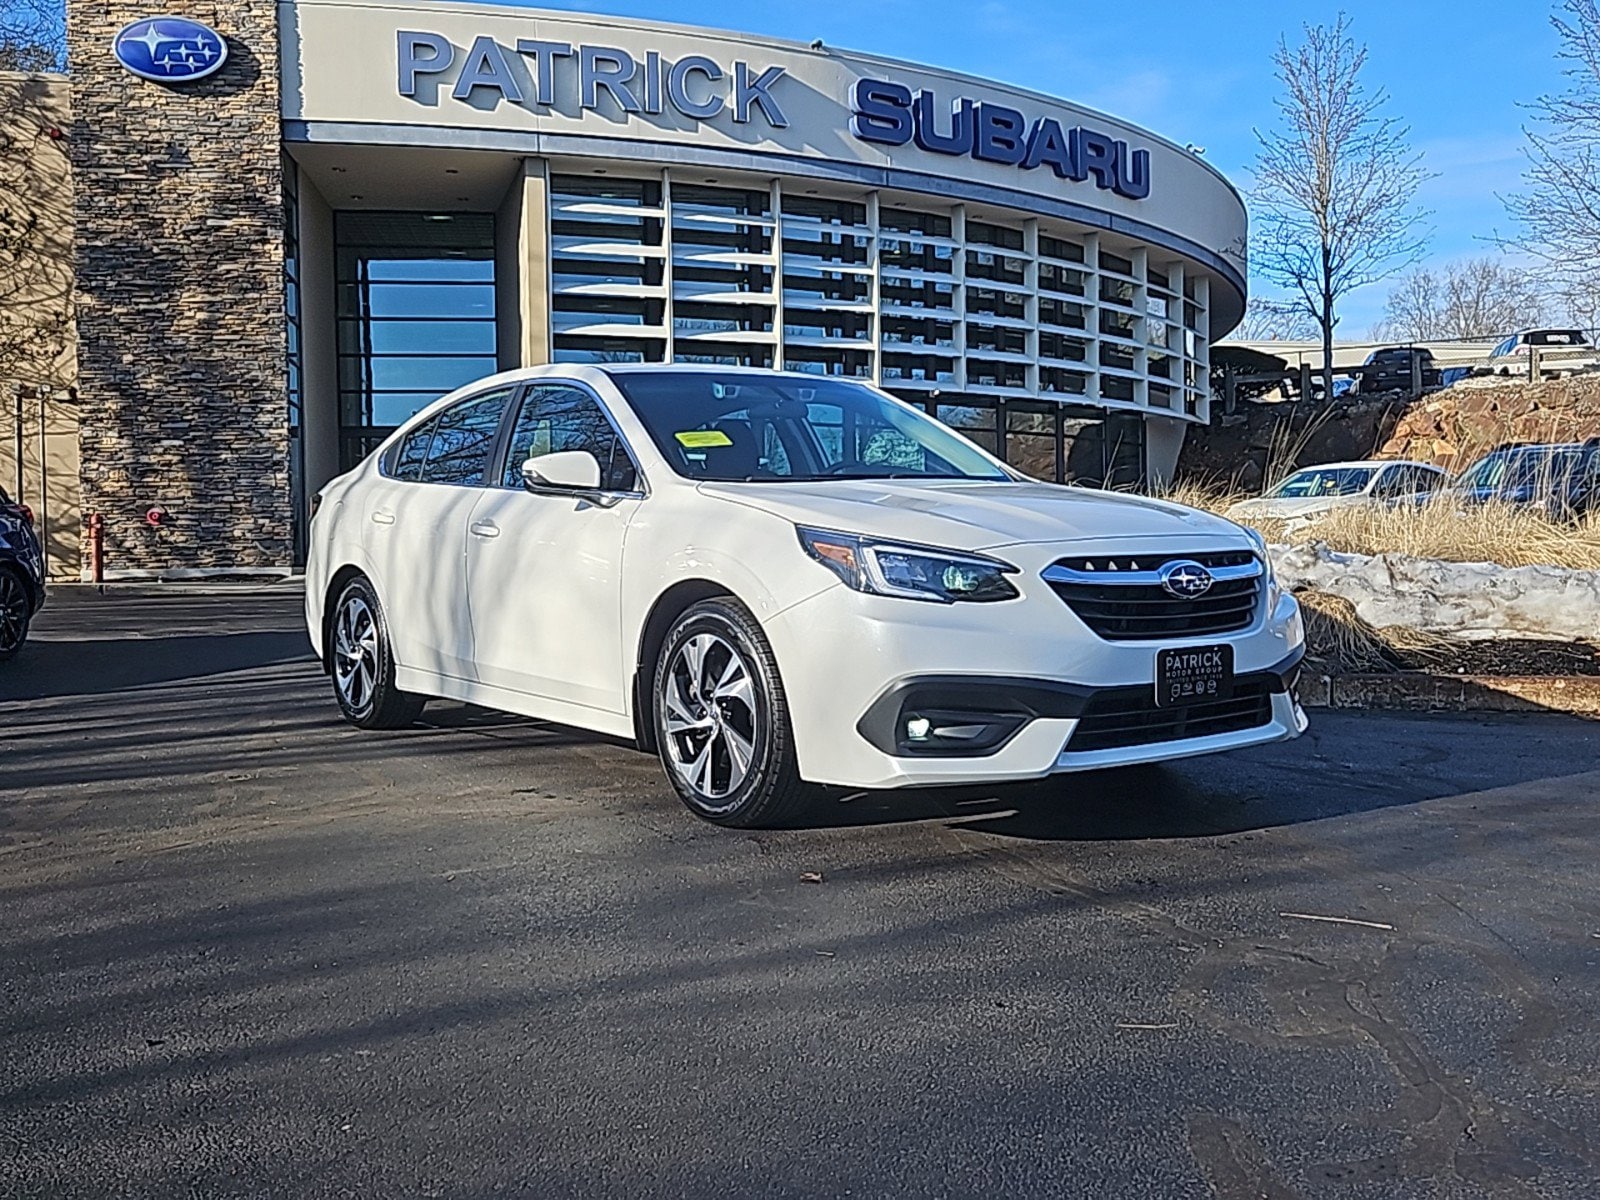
[1156,645,1234,708]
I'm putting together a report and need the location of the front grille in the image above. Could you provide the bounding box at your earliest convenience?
[1067,679,1275,753]
[1043,551,1263,641]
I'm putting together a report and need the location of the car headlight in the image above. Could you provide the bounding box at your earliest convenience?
[797,527,1020,603]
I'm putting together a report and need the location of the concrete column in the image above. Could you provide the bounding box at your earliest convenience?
[496,159,551,370]
[298,174,340,504]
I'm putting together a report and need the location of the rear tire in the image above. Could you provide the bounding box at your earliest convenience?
[653,598,814,828]
[330,576,425,730]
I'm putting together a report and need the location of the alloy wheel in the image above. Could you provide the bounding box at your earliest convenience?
[333,593,379,713]
[662,632,759,803]
[0,573,27,654]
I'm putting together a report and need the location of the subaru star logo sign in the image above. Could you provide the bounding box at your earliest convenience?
[1158,559,1214,600]
[112,16,228,83]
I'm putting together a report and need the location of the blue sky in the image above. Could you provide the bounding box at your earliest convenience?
[515,0,1562,335]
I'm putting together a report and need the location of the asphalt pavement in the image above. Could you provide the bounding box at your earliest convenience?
[2,588,1599,1199]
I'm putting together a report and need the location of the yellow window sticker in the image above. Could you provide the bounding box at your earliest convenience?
[675,429,733,448]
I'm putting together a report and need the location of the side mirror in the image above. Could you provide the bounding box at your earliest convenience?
[522,449,602,493]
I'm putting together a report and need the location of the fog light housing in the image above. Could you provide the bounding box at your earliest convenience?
[892,709,1028,756]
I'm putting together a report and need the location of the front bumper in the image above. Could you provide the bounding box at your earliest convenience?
[763,540,1307,790]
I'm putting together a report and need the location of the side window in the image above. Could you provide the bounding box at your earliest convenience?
[502,385,639,492]
[1370,468,1405,499]
[1411,467,1445,493]
[391,418,438,481]
[417,389,514,486]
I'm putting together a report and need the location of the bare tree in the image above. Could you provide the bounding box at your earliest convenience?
[1375,267,1440,342]
[1235,297,1319,341]
[1440,259,1546,339]
[1504,1,1600,324]
[1252,14,1431,399]
[0,0,66,72]
[1377,258,1546,341]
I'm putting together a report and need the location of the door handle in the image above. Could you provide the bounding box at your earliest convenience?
[469,520,500,539]
[371,509,395,526]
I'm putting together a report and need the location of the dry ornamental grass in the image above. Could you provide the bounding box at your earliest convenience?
[1257,501,1600,572]
[1160,485,1600,572]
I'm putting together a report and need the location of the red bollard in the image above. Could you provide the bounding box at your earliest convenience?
[87,512,104,584]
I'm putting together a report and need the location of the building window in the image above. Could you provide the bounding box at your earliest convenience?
[1061,407,1146,488]
[672,183,774,367]
[334,211,497,471]
[532,175,1212,453]
[550,175,667,365]
[1005,404,1060,482]
[936,399,998,453]
[284,156,305,561]
[781,191,871,370]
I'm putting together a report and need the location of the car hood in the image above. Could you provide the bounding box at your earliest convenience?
[1226,495,1354,520]
[697,478,1247,552]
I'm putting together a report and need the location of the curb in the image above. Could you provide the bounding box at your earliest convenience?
[48,580,306,599]
[1300,673,1600,716]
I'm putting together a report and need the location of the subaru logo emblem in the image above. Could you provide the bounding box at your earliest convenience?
[1158,559,1214,599]
[112,17,228,83]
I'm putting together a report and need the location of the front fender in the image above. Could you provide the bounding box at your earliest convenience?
[619,502,835,724]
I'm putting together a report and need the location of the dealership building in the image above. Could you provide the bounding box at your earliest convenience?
[6,0,1247,578]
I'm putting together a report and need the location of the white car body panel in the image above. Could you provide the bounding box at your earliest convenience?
[307,364,1306,792]
[1226,494,1361,522]
[463,485,640,713]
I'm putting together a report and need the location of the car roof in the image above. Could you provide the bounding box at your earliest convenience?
[1288,459,1438,471]
[1480,442,1592,455]
[439,363,874,391]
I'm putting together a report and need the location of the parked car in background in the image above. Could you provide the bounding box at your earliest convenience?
[1489,329,1596,376]
[1226,460,1449,526]
[1444,441,1600,520]
[0,484,46,661]
[306,365,1306,828]
[1356,347,1441,394]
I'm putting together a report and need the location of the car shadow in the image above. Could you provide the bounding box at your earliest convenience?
[797,764,1283,840]
[0,630,314,702]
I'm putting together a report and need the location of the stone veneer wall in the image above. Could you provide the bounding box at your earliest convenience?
[66,1,288,574]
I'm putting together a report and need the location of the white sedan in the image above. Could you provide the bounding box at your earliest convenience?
[306,366,1306,827]
[1226,460,1448,526]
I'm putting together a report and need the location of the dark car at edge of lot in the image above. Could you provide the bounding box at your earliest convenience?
[0,484,46,660]
[1356,346,1442,394]
[1444,440,1600,521]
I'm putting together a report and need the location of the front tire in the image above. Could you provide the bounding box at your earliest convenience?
[330,576,425,730]
[653,598,813,828]
[0,570,30,661]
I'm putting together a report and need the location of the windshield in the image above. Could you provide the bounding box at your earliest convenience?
[1268,467,1377,498]
[609,372,1011,483]
[1457,449,1584,492]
